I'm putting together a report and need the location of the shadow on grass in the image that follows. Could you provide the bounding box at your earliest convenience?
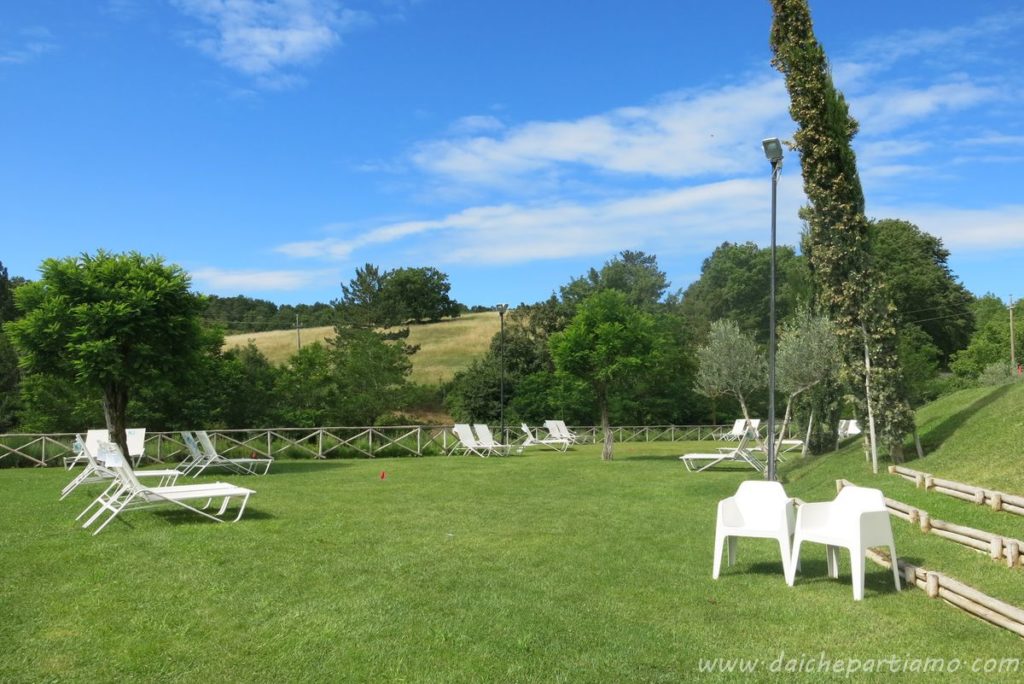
[746,558,905,597]
[910,384,1012,459]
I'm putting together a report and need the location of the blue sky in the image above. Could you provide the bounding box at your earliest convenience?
[2,1,1022,308]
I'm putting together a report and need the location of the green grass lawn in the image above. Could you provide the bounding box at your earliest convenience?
[2,438,1021,682]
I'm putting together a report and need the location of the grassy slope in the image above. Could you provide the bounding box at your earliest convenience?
[780,383,1024,624]
[223,312,500,385]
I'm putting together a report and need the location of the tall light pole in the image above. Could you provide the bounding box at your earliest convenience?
[762,137,784,481]
[497,303,509,442]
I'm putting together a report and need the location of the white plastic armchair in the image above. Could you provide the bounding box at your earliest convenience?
[713,480,797,580]
[787,485,901,600]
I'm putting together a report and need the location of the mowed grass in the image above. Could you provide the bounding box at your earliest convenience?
[3,441,1021,683]
[223,312,500,384]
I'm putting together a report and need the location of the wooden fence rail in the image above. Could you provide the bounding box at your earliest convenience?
[0,424,732,467]
[889,465,1024,517]
[837,479,1023,569]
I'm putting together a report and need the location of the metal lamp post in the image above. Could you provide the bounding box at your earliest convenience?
[497,303,509,443]
[762,137,784,481]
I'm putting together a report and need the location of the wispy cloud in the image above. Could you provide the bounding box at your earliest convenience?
[277,178,806,265]
[871,205,1024,251]
[850,80,1002,133]
[0,27,57,66]
[172,0,370,87]
[191,266,336,291]
[410,75,791,187]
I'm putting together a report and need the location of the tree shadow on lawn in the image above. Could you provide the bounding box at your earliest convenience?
[258,459,354,475]
[909,384,1012,460]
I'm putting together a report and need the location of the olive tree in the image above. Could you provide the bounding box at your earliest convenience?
[6,251,204,457]
[775,310,840,454]
[694,319,765,424]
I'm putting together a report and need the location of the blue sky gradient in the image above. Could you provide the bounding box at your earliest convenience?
[2,1,1022,306]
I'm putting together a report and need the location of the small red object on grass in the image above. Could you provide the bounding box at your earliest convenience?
[380,471,387,480]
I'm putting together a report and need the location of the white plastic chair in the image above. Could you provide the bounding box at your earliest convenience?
[713,480,797,580]
[787,485,901,600]
[520,424,569,452]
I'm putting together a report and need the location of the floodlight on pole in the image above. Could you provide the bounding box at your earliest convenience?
[762,138,783,481]
[497,303,509,443]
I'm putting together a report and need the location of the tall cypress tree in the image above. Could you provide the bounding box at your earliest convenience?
[769,0,914,469]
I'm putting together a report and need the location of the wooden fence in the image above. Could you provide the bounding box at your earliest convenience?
[0,423,730,467]
[837,479,1023,568]
[828,480,1024,638]
[889,465,1024,517]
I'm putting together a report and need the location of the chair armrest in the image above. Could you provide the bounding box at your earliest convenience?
[718,497,743,528]
[796,501,833,529]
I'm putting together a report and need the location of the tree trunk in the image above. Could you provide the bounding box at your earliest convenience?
[862,327,879,474]
[599,392,613,461]
[914,428,924,459]
[775,396,795,454]
[890,442,904,465]
[102,383,130,461]
[802,408,814,458]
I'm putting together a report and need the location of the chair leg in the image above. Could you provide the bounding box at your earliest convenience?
[826,545,840,578]
[851,547,865,601]
[727,537,737,567]
[889,544,902,591]
[777,537,792,581]
[712,532,725,579]
[787,538,802,586]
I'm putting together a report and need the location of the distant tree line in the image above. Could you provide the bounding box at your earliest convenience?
[0,228,1011,460]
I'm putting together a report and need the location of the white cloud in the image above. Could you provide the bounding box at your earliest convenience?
[960,134,1024,147]
[850,80,1001,133]
[277,178,806,265]
[191,266,334,291]
[870,205,1024,250]
[410,75,791,186]
[172,0,369,84]
[0,27,57,65]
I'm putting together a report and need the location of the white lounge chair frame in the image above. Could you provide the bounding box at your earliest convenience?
[472,424,511,456]
[520,424,569,452]
[79,443,255,535]
[180,431,273,477]
[680,433,765,473]
[718,418,761,441]
[450,424,487,457]
[543,420,578,445]
[61,435,180,500]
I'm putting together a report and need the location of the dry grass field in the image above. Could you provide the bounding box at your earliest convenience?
[224,312,501,385]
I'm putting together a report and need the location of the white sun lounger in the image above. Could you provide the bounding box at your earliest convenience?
[79,442,255,535]
[61,435,180,500]
[472,424,511,456]
[680,433,765,473]
[520,424,569,452]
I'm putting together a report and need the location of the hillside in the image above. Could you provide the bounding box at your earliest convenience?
[223,312,501,385]
[780,383,1024,609]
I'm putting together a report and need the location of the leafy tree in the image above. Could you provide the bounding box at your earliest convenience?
[950,299,1021,379]
[337,263,393,327]
[775,310,840,452]
[896,324,941,406]
[678,242,811,344]
[550,290,659,460]
[217,342,280,428]
[561,250,669,311]
[0,262,20,431]
[275,343,337,426]
[694,319,765,424]
[331,327,413,425]
[770,0,914,470]
[383,267,460,323]
[869,219,974,365]
[6,251,204,456]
